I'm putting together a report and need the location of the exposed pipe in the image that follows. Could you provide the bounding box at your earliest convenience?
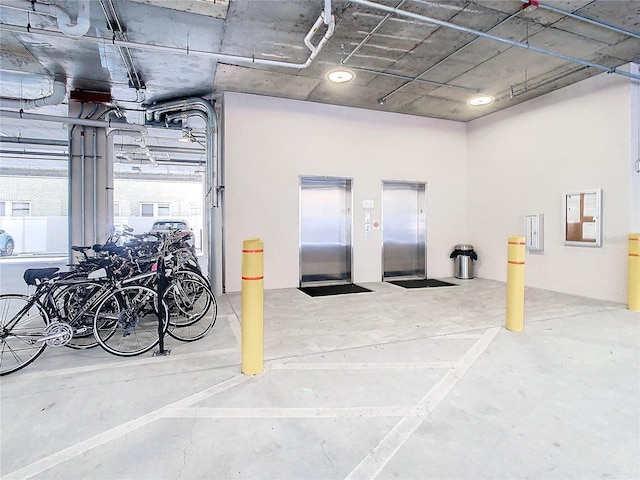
[350,66,477,92]
[2,3,334,71]
[0,137,67,146]
[93,128,98,243]
[0,109,147,133]
[0,79,67,110]
[80,127,86,244]
[519,0,640,41]
[145,98,222,295]
[348,0,640,82]
[0,149,68,157]
[377,9,524,104]
[5,0,91,37]
[54,0,90,38]
[341,0,407,65]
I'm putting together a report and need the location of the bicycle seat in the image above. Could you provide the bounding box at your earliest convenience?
[23,268,60,286]
[71,246,92,253]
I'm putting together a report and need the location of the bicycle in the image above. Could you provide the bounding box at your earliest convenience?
[0,266,168,375]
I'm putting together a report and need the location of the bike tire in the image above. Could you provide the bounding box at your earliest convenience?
[93,285,168,357]
[166,277,217,342]
[0,294,49,376]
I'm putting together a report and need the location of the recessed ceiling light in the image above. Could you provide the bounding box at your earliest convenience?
[468,95,495,106]
[327,70,355,84]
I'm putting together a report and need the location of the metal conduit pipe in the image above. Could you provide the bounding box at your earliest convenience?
[378,9,523,103]
[348,0,640,82]
[2,6,334,71]
[350,66,477,92]
[519,0,640,41]
[80,127,86,245]
[0,150,68,157]
[93,128,98,243]
[0,137,67,146]
[0,110,147,133]
[145,98,222,295]
[341,0,407,65]
[0,79,67,109]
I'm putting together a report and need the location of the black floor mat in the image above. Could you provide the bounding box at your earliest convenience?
[388,279,458,289]
[299,284,373,297]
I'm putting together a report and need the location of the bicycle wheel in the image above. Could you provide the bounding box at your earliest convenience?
[93,285,168,357]
[0,294,49,375]
[166,276,217,342]
[52,281,104,349]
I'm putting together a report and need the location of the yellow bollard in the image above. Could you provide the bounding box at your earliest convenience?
[506,235,525,332]
[241,238,264,375]
[629,234,640,312]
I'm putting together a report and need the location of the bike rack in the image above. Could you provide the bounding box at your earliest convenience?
[153,255,171,357]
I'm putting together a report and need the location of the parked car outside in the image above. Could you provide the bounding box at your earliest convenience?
[149,219,192,237]
[0,229,15,256]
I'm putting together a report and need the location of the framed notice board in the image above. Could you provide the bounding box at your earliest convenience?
[563,189,602,247]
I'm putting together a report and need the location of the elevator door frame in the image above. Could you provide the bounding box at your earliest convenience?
[299,176,354,287]
[381,180,427,281]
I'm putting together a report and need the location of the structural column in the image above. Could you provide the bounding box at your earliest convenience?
[68,101,112,258]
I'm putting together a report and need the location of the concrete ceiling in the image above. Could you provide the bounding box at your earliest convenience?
[0,0,639,165]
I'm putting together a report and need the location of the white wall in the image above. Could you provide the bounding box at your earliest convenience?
[223,93,468,292]
[467,72,636,303]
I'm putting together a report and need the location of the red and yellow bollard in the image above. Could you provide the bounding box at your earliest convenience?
[629,233,640,312]
[241,238,264,375]
[506,235,525,332]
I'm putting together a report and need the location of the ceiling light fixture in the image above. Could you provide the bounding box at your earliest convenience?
[468,95,495,106]
[327,69,355,84]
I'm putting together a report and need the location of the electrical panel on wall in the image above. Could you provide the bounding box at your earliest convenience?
[525,214,544,252]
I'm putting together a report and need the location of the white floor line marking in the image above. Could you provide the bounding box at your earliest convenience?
[271,361,457,370]
[439,333,483,339]
[3,373,252,480]
[165,406,414,419]
[1,347,240,381]
[227,312,242,347]
[345,326,501,480]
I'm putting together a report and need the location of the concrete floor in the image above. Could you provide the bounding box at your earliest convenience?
[1,278,638,480]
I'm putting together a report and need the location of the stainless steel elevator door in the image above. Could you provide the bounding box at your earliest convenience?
[382,181,426,280]
[299,176,353,286]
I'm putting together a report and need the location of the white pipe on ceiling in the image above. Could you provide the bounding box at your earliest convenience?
[0,109,147,134]
[0,79,67,109]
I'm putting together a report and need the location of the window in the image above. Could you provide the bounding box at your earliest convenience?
[190,204,202,216]
[157,203,170,217]
[141,203,154,217]
[141,202,171,217]
[0,202,5,216]
[113,202,121,217]
[12,202,31,216]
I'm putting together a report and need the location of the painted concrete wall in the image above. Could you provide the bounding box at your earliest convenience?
[223,93,468,292]
[467,72,636,303]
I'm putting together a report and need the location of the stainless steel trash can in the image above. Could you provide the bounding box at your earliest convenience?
[450,244,476,279]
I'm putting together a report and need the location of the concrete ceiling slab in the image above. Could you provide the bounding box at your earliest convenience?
[0,0,638,137]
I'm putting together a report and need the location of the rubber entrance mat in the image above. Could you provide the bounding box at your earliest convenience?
[388,279,458,289]
[298,284,373,297]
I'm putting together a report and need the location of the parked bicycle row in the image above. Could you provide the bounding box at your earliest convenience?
[0,227,217,376]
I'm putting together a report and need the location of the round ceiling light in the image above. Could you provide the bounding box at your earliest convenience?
[327,70,355,84]
[468,95,495,106]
